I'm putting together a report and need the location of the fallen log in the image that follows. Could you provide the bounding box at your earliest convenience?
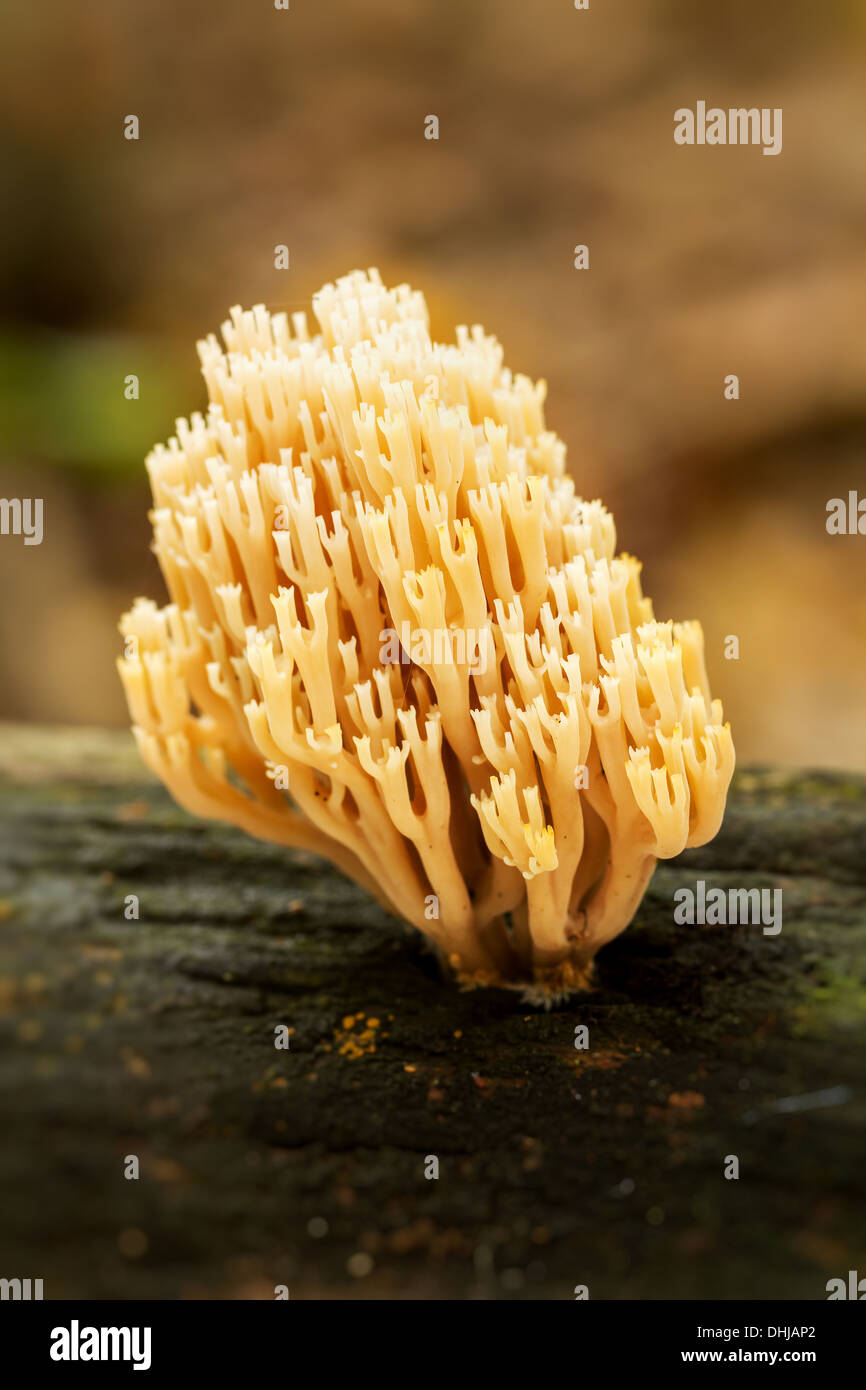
[0,725,863,1299]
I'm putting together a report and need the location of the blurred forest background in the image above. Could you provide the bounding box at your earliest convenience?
[1,0,864,769]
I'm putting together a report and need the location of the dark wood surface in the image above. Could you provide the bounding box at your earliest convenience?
[0,725,863,1299]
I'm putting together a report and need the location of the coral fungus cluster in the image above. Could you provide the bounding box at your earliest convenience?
[118,268,734,992]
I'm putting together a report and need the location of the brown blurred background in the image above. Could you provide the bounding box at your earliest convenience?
[1,0,864,768]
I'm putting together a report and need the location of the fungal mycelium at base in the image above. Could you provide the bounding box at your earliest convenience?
[118,269,734,995]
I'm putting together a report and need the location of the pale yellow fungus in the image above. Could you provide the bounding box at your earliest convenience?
[118,269,734,993]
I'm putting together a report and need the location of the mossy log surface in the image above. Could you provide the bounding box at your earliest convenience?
[0,724,864,1300]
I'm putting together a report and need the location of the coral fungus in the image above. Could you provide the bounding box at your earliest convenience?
[118,269,734,992]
